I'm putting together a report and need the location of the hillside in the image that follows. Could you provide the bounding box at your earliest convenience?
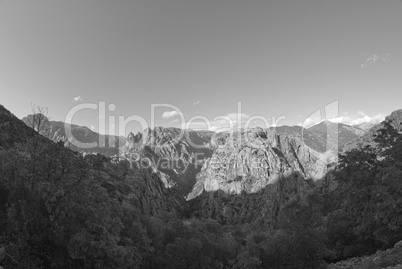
[22,113,125,156]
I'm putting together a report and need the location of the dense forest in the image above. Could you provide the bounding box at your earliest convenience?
[1,106,402,268]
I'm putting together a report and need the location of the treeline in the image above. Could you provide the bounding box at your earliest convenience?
[324,120,402,260]
[1,114,402,268]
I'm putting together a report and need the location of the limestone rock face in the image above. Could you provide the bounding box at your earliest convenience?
[187,128,336,200]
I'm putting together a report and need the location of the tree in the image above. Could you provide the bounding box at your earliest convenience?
[327,120,402,259]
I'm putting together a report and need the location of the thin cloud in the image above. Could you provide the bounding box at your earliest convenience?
[193,100,200,106]
[328,111,384,126]
[73,95,82,102]
[162,110,180,119]
[302,116,322,128]
[361,53,391,68]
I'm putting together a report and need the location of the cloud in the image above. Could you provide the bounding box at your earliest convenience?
[361,53,391,68]
[90,125,95,130]
[328,111,384,126]
[162,110,180,119]
[193,100,200,106]
[73,95,82,102]
[302,116,322,128]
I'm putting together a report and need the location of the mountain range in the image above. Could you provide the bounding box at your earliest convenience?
[19,110,368,199]
[3,103,402,267]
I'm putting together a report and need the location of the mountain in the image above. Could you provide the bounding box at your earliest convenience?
[354,122,376,131]
[121,127,214,194]
[306,120,365,152]
[22,113,125,156]
[187,127,336,200]
[5,104,402,267]
[184,122,365,224]
[343,109,402,152]
[21,111,368,197]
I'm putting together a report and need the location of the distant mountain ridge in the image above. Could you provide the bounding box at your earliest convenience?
[21,111,371,197]
[343,109,402,151]
[22,113,125,156]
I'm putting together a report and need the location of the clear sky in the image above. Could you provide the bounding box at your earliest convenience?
[1,0,402,134]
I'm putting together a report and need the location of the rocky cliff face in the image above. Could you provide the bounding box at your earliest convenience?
[187,127,337,200]
[121,127,214,193]
[20,111,367,203]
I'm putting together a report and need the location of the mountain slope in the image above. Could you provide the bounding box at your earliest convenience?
[22,113,125,156]
[343,109,402,152]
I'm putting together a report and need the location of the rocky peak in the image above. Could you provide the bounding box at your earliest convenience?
[126,131,143,146]
[186,128,336,200]
[386,109,402,130]
[121,126,214,193]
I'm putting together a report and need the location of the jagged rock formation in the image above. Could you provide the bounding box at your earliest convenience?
[187,127,337,200]
[22,113,125,156]
[20,111,367,199]
[121,127,214,193]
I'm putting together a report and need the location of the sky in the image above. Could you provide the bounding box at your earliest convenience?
[1,0,402,135]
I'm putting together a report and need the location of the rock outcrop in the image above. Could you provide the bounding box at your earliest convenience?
[187,127,336,200]
[121,127,214,193]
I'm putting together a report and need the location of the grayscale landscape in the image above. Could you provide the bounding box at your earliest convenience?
[1,1,402,268]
